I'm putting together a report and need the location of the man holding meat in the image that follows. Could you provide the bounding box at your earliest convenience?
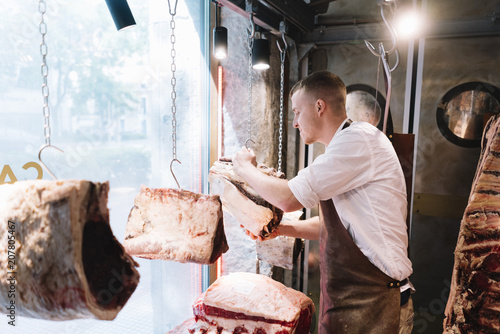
[233,70,413,334]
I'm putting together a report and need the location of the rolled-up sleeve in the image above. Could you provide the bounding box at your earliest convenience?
[288,168,319,209]
[288,130,374,209]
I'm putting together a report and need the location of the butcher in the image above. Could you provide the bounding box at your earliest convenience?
[233,71,414,334]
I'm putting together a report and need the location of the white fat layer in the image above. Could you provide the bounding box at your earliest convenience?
[200,273,313,323]
[123,188,223,262]
[208,174,273,237]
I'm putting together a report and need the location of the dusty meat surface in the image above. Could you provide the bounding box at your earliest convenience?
[209,160,284,238]
[444,114,500,333]
[0,180,139,321]
[123,186,228,264]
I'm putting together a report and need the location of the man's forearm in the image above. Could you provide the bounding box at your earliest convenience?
[237,164,303,212]
[278,216,321,240]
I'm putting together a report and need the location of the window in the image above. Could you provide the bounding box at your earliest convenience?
[0,0,210,332]
[436,82,500,148]
[346,84,393,134]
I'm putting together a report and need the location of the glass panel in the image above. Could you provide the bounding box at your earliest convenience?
[444,90,500,140]
[436,82,500,148]
[0,0,209,333]
[346,90,382,126]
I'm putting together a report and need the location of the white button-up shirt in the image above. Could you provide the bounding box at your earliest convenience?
[288,120,413,281]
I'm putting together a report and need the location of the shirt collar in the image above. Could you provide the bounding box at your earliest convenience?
[327,118,350,148]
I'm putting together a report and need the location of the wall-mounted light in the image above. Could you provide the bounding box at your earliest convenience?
[213,1,228,59]
[105,0,136,31]
[213,26,228,59]
[252,33,270,70]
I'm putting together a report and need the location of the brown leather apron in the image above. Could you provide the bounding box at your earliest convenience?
[319,199,401,334]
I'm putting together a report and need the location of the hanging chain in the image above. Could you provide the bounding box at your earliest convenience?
[168,0,178,162]
[39,0,51,146]
[37,0,64,180]
[277,39,286,173]
[168,0,181,188]
[246,14,255,145]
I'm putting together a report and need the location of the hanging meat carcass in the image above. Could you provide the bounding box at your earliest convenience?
[123,186,228,264]
[0,180,139,321]
[444,114,500,333]
[209,158,285,239]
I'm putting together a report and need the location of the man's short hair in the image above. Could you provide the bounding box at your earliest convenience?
[290,71,346,113]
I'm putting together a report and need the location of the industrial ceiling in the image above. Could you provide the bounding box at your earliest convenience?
[217,0,500,45]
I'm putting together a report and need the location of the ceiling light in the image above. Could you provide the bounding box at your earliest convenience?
[105,0,136,31]
[213,27,228,59]
[396,11,424,39]
[213,1,228,60]
[252,37,270,70]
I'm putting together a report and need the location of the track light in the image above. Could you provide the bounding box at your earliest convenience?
[252,35,270,70]
[105,0,136,31]
[213,26,228,59]
[213,2,228,59]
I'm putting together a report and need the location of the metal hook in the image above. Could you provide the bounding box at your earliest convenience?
[245,138,255,149]
[390,48,400,72]
[364,40,380,57]
[245,0,256,40]
[276,34,287,53]
[38,144,63,180]
[276,23,287,52]
[277,20,287,61]
[378,43,393,135]
[170,158,181,189]
[364,3,398,58]
[247,13,255,40]
[380,4,398,55]
[364,2,400,136]
[277,34,287,62]
[167,0,178,16]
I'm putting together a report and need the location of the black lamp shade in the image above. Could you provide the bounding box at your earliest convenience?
[252,38,270,70]
[105,0,136,31]
[213,26,228,59]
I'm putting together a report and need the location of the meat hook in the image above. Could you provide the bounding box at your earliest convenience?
[379,43,392,135]
[364,1,400,135]
[170,158,182,189]
[245,138,255,149]
[247,13,255,42]
[245,0,256,39]
[167,0,178,16]
[38,144,63,180]
[364,2,399,58]
[276,21,287,59]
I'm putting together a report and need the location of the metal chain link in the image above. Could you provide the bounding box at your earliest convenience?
[168,0,178,161]
[247,14,254,145]
[37,0,64,180]
[168,0,182,188]
[39,0,51,146]
[278,44,286,173]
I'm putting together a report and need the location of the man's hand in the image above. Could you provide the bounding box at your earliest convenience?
[233,146,257,176]
[240,224,280,242]
[242,216,321,241]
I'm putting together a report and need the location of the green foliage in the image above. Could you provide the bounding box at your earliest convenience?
[0,1,149,120]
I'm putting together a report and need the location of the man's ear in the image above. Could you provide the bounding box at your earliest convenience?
[316,99,326,115]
